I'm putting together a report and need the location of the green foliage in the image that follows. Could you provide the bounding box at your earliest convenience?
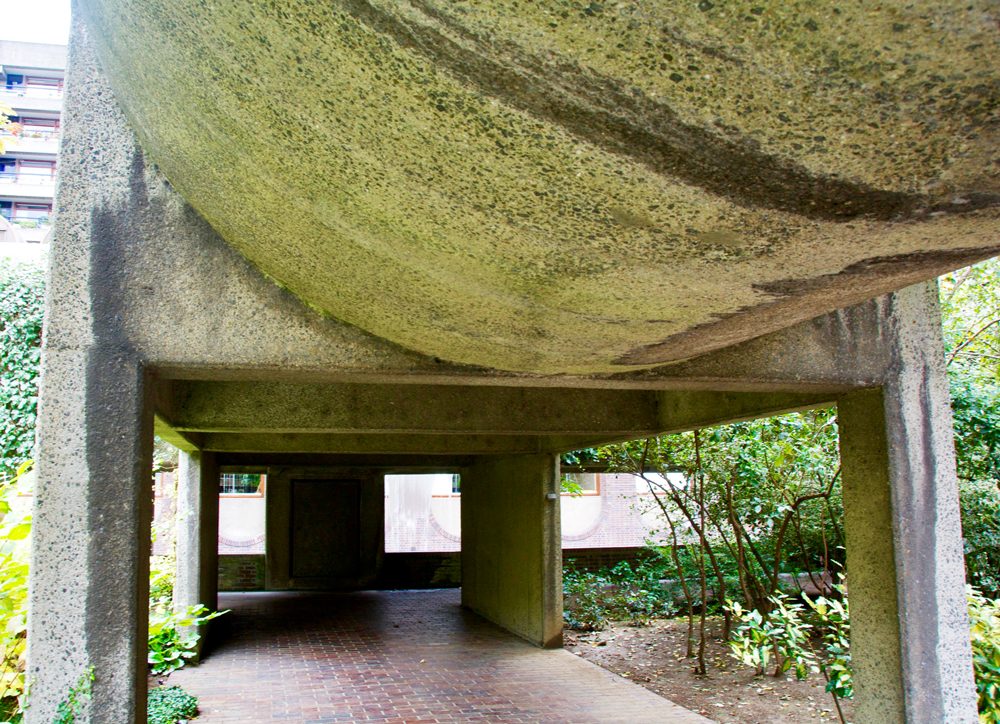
[0,461,32,721]
[940,263,1000,600]
[728,591,850,723]
[147,602,224,675]
[147,686,198,724]
[588,409,843,613]
[559,475,584,497]
[970,587,1000,724]
[727,594,817,679]
[805,593,852,701]
[960,476,1000,599]
[52,667,94,724]
[563,559,673,631]
[0,262,44,480]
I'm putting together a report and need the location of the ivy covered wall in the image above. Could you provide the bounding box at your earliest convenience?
[0,260,44,478]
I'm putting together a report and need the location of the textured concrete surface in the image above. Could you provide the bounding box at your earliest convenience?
[27,352,155,724]
[838,283,977,724]
[462,455,562,648]
[27,10,984,723]
[79,0,1000,373]
[174,451,220,660]
[55,11,924,394]
[168,590,710,723]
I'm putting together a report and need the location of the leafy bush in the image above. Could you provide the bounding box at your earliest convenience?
[960,477,1000,599]
[0,461,33,721]
[148,603,224,675]
[805,594,852,701]
[728,592,850,723]
[147,686,198,724]
[563,559,673,631]
[970,587,1000,724]
[728,594,816,679]
[0,261,44,479]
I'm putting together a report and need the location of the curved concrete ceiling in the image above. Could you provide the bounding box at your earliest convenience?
[81,0,1000,374]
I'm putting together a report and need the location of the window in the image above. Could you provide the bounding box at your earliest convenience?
[562,472,599,495]
[220,473,266,496]
[24,76,62,97]
[19,117,59,137]
[430,473,461,497]
[18,160,55,179]
[11,203,51,228]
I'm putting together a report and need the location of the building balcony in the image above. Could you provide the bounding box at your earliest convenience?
[1,132,60,155]
[0,173,56,199]
[0,89,62,114]
[0,214,52,244]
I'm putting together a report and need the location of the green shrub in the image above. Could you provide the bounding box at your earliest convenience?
[147,604,225,675]
[563,558,673,631]
[147,686,198,724]
[728,594,817,679]
[0,261,44,479]
[970,587,1000,724]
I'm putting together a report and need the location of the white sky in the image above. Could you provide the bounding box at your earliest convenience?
[0,1,71,46]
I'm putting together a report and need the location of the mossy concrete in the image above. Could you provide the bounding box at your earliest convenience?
[78,0,1000,373]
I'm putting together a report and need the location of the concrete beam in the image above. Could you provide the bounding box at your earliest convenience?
[169,381,662,436]
[167,382,829,444]
[202,432,561,455]
[216,453,472,470]
[153,414,202,453]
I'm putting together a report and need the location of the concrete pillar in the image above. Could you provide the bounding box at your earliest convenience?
[839,282,977,724]
[27,351,154,724]
[173,450,219,658]
[461,453,562,648]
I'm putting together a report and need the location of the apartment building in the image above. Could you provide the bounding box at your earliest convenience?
[0,41,66,245]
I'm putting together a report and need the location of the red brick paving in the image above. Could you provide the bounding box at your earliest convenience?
[167,590,712,723]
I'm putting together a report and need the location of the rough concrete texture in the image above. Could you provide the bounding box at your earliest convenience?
[839,389,907,724]
[461,454,562,648]
[155,380,830,455]
[27,352,155,724]
[173,451,220,660]
[838,283,976,724]
[79,0,1000,373]
[54,19,970,395]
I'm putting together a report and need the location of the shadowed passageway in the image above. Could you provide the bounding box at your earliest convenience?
[167,590,711,724]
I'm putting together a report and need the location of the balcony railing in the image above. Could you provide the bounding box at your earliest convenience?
[1,215,51,229]
[1,129,61,141]
[0,171,56,185]
[2,85,63,100]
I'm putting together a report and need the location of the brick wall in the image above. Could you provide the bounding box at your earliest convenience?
[218,554,265,591]
[374,552,462,589]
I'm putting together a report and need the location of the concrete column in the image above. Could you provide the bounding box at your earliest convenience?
[27,350,154,724]
[461,453,562,648]
[839,282,977,724]
[173,450,219,658]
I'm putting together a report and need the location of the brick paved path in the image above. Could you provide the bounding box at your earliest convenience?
[168,590,712,724]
